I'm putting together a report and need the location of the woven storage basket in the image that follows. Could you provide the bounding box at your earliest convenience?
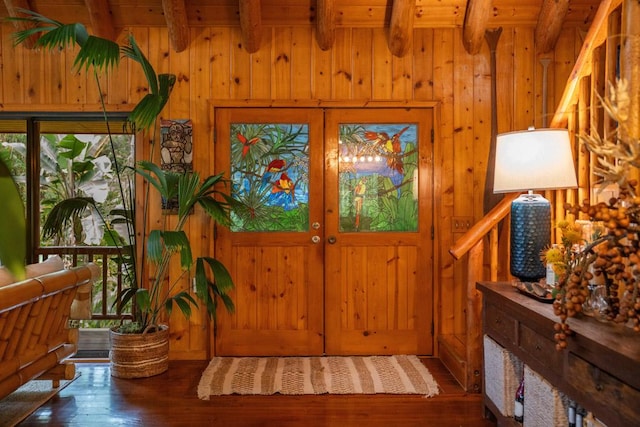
[109,325,169,379]
[483,335,523,417]
[523,365,569,427]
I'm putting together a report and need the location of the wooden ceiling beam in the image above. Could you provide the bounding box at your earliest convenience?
[534,0,570,53]
[462,0,492,55]
[239,0,262,53]
[315,0,335,51]
[3,0,37,48]
[551,0,623,127]
[84,0,116,41]
[162,0,189,52]
[388,0,415,57]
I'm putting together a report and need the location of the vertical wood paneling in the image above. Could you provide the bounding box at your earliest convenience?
[166,26,193,354]
[352,29,373,99]
[106,32,129,106]
[333,28,353,99]
[65,44,85,105]
[43,50,65,104]
[553,28,578,118]
[187,27,213,359]
[210,28,232,100]
[367,247,387,330]
[472,41,491,221]
[291,28,312,99]
[233,247,258,329]
[190,28,213,176]
[251,28,273,99]
[273,27,292,99]
[311,30,332,99]
[496,29,515,133]
[127,29,151,108]
[396,246,409,329]
[231,29,251,99]
[452,30,474,336]
[295,247,308,330]
[23,48,42,104]
[372,29,392,99]
[344,247,367,330]
[433,28,456,337]
[392,50,413,99]
[513,28,535,128]
[412,29,434,100]
[257,248,276,330]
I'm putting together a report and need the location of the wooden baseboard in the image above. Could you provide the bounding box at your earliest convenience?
[438,334,468,391]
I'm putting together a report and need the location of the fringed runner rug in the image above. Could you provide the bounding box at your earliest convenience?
[197,355,439,399]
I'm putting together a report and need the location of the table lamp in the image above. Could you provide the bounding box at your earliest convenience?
[493,128,578,282]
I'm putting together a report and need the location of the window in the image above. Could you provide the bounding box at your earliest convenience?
[0,115,135,325]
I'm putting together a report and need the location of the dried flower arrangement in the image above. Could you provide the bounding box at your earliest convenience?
[544,79,640,350]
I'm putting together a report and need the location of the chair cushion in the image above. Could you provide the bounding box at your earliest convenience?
[0,256,65,287]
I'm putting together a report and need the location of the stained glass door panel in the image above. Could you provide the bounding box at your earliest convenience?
[230,123,309,232]
[338,123,418,232]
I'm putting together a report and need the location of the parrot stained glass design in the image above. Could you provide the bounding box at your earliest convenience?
[230,123,309,232]
[338,123,418,232]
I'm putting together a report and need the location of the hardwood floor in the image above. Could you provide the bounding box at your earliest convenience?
[20,359,497,427]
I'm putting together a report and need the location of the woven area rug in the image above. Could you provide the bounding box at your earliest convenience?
[197,355,439,399]
[0,376,78,427]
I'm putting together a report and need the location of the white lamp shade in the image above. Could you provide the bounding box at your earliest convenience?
[493,128,578,193]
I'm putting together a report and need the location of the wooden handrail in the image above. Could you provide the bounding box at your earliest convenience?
[449,192,519,260]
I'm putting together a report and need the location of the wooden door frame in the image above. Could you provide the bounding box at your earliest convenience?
[209,100,442,358]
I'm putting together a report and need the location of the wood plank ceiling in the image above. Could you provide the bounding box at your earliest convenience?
[2,0,600,56]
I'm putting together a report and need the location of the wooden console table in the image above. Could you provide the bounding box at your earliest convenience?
[477,282,640,427]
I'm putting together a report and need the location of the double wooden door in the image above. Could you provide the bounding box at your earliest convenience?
[214,107,433,356]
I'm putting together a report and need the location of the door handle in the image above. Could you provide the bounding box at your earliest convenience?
[327,235,337,244]
[311,235,321,244]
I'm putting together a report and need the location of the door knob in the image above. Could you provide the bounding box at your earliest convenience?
[311,235,321,243]
[327,235,337,244]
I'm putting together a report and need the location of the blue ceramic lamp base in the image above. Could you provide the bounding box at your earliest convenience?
[510,193,550,282]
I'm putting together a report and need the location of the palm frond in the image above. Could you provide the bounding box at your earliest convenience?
[135,161,168,195]
[146,229,164,264]
[177,173,201,219]
[111,287,138,313]
[42,197,96,240]
[201,256,235,295]
[216,292,235,314]
[161,230,193,270]
[197,197,230,226]
[168,291,198,319]
[127,89,173,131]
[121,34,158,95]
[135,288,151,313]
[74,35,120,72]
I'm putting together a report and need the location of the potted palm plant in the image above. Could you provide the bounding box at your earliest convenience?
[9,11,236,378]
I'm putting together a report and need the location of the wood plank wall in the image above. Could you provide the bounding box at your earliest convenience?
[0,22,586,359]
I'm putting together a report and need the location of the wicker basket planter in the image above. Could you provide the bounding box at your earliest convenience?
[109,325,169,379]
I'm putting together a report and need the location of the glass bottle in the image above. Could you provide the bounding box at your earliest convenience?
[514,376,524,423]
[568,401,576,427]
